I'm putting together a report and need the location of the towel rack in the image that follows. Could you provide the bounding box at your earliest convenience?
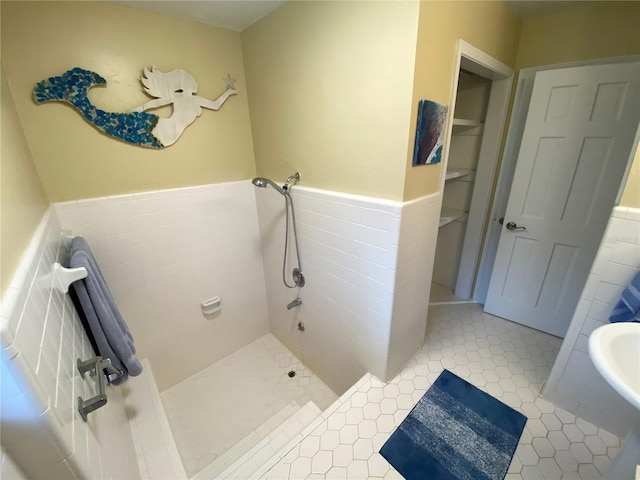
[53,263,87,294]
[77,356,122,422]
[61,232,74,252]
[53,233,87,294]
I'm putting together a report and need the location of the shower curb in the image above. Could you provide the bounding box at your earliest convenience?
[193,400,301,479]
[255,373,374,479]
[212,400,322,479]
[124,358,188,480]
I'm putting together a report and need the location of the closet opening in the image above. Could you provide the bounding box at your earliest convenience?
[429,41,513,305]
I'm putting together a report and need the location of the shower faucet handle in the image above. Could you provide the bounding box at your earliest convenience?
[293,268,305,287]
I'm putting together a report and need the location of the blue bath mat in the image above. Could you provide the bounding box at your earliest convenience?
[380,369,526,480]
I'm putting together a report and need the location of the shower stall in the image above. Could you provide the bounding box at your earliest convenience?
[0,175,343,479]
[2,169,436,479]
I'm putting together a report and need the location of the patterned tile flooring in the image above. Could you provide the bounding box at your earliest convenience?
[160,334,337,477]
[261,304,622,479]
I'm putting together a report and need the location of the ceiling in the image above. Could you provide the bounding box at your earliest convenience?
[114,1,598,32]
[114,0,286,32]
[506,1,599,19]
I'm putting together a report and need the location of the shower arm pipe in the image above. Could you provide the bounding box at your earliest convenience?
[283,172,301,192]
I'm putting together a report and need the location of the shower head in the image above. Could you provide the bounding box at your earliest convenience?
[252,177,285,195]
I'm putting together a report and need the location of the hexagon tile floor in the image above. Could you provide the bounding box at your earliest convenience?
[259,304,622,480]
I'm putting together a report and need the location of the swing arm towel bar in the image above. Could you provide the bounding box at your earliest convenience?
[77,356,122,422]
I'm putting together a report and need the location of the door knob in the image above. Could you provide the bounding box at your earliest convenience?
[505,221,526,232]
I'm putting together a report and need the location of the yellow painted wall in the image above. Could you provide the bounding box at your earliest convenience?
[242,1,419,201]
[515,1,640,70]
[403,1,521,201]
[620,146,640,209]
[1,1,256,202]
[1,64,49,294]
[2,0,636,222]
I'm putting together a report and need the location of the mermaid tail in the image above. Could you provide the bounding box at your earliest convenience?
[33,67,106,103]
[33,67,163,148]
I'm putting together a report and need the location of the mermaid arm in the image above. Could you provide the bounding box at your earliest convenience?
[199,89,237,111]
[130,97,172,113]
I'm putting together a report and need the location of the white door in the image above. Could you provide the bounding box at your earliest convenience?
[484,62,640,337]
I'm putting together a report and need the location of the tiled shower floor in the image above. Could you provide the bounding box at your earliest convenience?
[160,334,337,476]
[261,304,623,479]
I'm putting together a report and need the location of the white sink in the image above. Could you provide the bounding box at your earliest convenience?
[589,322,640,410]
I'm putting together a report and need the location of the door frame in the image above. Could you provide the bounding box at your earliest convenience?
[436,40,514,300]
[474,54,640,304]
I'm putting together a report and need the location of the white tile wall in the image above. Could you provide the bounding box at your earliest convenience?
[53,179,440,399]
[256,186,401,393]
[544,206,640,437]
[1,447,27,479]
[122,358,187,480]
[54,181,270,391]
[388,193,441,379]
[256,186,440,394]
[0,208,139,479]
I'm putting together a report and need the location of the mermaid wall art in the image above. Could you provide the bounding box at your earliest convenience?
[33,66,237,148]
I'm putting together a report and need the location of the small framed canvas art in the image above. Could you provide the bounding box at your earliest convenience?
[412,99,448,166]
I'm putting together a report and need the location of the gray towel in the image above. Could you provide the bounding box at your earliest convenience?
[70,236,142,384]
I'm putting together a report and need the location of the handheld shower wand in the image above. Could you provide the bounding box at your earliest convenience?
[252,172,305,289]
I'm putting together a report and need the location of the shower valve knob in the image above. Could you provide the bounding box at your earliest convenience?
[293,268,305,287]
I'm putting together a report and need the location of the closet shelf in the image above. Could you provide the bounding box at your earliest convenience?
[452,118,483,127]
[439,207,467,228]
[445,168,473,181]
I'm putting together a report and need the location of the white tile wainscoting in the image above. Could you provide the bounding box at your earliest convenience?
[256,185,440,394]
[1,447,27,479]
[54,180,440,395]
[544,206,640,437]
[54,181,271,392]
[0,208,139,479]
